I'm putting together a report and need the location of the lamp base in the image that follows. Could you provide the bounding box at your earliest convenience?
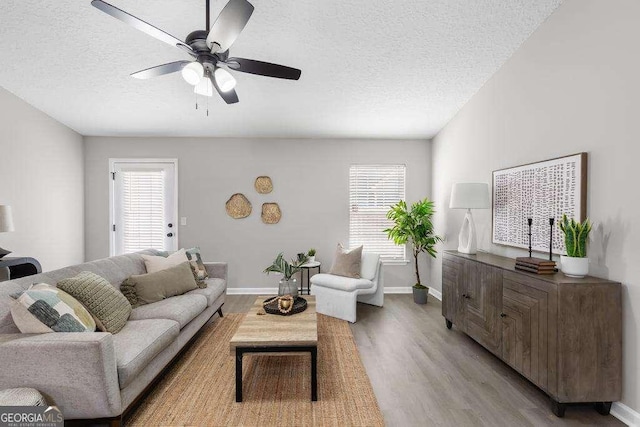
[457,209,478,254]
[0,246,11,259]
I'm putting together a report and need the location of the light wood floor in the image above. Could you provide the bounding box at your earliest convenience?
[223,295,624,427]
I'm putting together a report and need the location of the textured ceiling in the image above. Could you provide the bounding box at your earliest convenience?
[0,0,563,138]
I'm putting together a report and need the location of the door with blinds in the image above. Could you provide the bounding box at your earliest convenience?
[349,164,406,261]
[110,160,178,256]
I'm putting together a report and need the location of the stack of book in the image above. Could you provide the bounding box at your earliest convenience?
[515,257,557,274]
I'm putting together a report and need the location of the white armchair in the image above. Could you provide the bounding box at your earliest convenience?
[310,252,383,323]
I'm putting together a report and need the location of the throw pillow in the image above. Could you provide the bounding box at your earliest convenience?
[10,283,96,333]
[57,272,132,334]
[329,244,363,278]
[120,262,198,307]
[142,248,188,273]
[185,247,209,281]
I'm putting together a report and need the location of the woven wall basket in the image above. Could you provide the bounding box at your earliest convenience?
[255,176,273,194]
[225,193,252,219]
[261,203,281,224]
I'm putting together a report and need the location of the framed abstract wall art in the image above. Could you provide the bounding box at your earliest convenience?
[492,153,587,254]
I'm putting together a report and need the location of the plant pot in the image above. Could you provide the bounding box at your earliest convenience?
[560,255,589,278]
[278,278,299,299]
[307,256,315,263]
[413,287,429,304]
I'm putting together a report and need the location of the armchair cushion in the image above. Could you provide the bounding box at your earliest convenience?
[329,244,363,278]
[310,274,373,292]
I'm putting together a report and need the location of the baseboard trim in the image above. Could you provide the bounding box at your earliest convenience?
[226,287,442,301]
[226,288,278,295]
[612,401,639,426]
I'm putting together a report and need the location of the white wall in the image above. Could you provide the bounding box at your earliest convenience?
[84,137,432,291]
[431,0,640,415]
[0,86,84,271]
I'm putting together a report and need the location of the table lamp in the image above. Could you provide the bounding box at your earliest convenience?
[449,183,490,254]
[0,205,15,258]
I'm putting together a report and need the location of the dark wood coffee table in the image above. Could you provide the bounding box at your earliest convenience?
[230,296,318,402]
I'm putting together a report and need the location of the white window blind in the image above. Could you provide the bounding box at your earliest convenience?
[122,170,166,253]
[349,164,406,261]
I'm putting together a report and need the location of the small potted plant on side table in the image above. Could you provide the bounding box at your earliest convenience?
[307,248,316,263]
[559,214,592,278]
[385,198,443,304]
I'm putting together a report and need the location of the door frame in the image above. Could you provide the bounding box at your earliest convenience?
[108,158,179,256]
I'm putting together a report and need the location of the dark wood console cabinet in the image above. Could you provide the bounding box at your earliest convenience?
[442,251,622,417]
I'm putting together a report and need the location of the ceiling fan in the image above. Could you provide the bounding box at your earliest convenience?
[91,0,302,104]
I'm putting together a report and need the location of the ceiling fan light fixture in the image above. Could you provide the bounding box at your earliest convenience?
[194,76,214,97]
[214,67,237,92]
[182,61,204,85]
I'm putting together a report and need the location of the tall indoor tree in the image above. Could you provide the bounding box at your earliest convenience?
[385,198,443,303]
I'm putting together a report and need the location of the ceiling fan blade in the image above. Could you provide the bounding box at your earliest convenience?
[206,0,254,53]
[91,0,194,56]
[209,73,239,104]
[226,57,301,80]
[130,61,192,79]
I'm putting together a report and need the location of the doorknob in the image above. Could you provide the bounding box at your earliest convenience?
[167,232,174,237]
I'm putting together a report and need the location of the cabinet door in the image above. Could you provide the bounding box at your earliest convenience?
[442,254,465,329]
[502,273,558,395]
[464,262,502,355]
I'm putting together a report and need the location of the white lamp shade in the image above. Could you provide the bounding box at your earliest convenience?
[450,183,490,209]
[181,62,204,85]
[194,76,214,97]
[214,67,237,92]
[0,205,14,232]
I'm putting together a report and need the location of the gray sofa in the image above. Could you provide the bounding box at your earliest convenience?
[0,250,227,425]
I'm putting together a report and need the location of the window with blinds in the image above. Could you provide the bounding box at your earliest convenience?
[121,170,166,253]
[349,164,406,261]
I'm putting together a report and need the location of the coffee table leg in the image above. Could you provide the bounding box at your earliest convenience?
[236,350,243,402]
[311,346,318,401]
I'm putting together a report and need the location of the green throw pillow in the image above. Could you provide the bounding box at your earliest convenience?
[120,262,199,308]
[11,283,96,333]
[57,272,132,334]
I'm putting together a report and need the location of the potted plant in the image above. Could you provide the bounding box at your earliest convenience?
[264,252,308,298]
[558,214,592,278]
[307,248,316,263]
[385,198,443,304]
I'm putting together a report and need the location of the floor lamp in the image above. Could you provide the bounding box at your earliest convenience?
[449,183,490,254]
[0,205,15,259]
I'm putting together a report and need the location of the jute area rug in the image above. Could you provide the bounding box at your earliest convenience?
[128,313,384,426]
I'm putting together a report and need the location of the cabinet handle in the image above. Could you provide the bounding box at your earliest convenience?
[500,313,507,318]
[464,294,471,299]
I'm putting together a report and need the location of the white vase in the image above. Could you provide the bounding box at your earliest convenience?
[560,255,589,278]
[307,256,315,263]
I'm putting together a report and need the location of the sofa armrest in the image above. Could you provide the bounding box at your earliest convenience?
[204,262,227,282]
[0,332,122,419]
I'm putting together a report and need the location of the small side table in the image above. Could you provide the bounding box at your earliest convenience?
[299,262,321,295]
[0,257,42,282]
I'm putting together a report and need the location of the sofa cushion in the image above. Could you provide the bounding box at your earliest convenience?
[113,319,179,389]
[120,262,199,307]
[185,247,209,282]
[142,249,188,273]
[11,283,96,333]
[129,294,208,328]
[310,273,373,292]
[57,271,132,334]
[187,278,225,306]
